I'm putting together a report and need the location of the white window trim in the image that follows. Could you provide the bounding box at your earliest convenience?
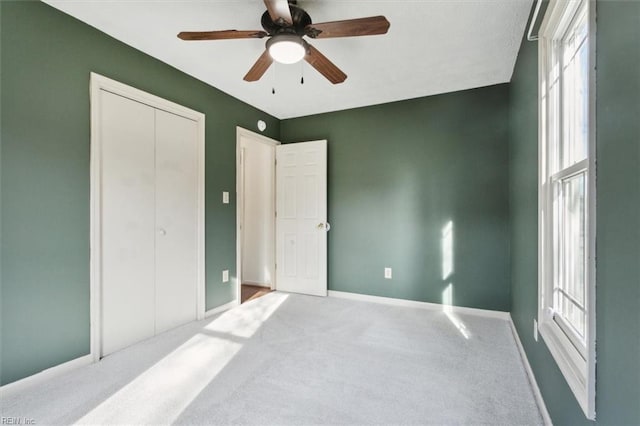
[537,0,596,420]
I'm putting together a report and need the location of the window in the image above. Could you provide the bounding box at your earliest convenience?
[538,0,595,419]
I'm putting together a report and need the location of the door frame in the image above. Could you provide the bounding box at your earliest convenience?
[89,72,206,362]
[236,127,280,302]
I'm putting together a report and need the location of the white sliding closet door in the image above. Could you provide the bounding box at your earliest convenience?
[98,89,200,357]
[155,110,199,334]
[100,90,156,356]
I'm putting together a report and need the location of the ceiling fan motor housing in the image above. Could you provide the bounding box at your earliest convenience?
[261,5,312,36]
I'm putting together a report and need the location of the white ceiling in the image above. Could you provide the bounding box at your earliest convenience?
[43,0,533,119]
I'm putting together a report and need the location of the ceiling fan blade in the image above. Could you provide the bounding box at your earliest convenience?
[304,45,347,84]
[263,0,293,26]
[178,30,267,41]
[243,50,273,82]
[305,16,390,39]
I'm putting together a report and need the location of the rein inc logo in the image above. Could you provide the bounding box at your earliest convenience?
[1,418,35,425]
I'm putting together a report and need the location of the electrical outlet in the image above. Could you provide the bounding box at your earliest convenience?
[384,268,392,279]
[222,191,229,204]
[533,319,538,342]
[222,269,229,283]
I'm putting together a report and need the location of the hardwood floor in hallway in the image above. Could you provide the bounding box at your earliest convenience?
[241,284,272,304]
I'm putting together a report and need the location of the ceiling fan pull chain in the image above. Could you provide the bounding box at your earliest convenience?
[300,61,304,85]
[272,62,277,94]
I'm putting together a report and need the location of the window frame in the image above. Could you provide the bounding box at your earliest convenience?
[537,0,596,420]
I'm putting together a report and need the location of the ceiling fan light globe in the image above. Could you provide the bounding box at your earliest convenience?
[267,35,306,64]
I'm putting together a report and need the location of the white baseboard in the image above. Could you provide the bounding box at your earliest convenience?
[2,302,238,397]
[0,354,93,398]
[205,300,238,318]
[241,280,269,287]
[509,316,553,426]
[242,281,276,291]
[2,302,238,398]
[328,290,510,320]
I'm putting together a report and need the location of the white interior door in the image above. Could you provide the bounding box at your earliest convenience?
[100,90,156,356]
[154,110,199,334]
[276,140,328,296]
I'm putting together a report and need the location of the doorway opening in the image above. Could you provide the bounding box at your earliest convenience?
[236,127,279,304]
[236,127,329,303]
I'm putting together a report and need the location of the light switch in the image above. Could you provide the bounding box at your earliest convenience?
[222,191,229,204]
[384,268,392,279]
[222,269,229,283]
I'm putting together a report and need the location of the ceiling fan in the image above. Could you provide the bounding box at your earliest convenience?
[177,0,390,84]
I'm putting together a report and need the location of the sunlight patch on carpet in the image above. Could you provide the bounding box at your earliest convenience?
[76,292,289,425]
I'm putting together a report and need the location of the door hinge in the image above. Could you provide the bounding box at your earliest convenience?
[275,211,278,217]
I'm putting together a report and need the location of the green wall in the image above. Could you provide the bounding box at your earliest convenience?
[3,5,638,425]
[0,1,279,385]
[509,1,640,424]
[281,86,511,312]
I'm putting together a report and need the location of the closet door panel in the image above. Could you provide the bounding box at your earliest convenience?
[100,90,156,356]
[154,109,199,334]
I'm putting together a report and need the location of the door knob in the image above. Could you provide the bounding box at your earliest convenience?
[316,222,331,231]
[158,228,167,236]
